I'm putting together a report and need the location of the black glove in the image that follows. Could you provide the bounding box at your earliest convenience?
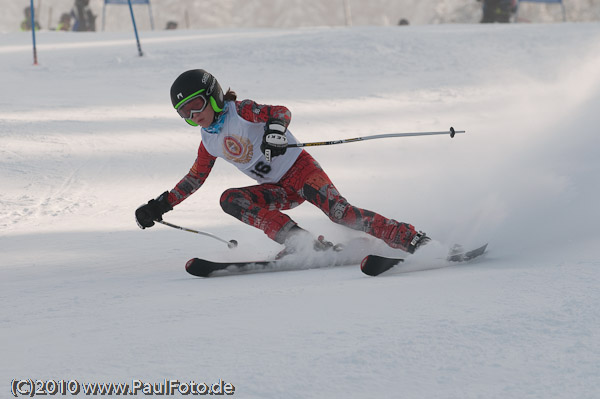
[135,191,173,229]
[261,118,288,161]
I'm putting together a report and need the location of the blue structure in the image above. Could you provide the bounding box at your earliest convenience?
[102,0,155,31]
[516,0,566,22]
[30,0,38,65]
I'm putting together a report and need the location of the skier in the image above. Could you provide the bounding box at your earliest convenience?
[135,69,430,258]
[20,6,41,31]
[56,13,72,31]
[71,0,96,32]
[478,0,516,23]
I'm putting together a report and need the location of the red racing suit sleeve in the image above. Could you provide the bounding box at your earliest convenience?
[235,99,292,128]
[167,141,216,206]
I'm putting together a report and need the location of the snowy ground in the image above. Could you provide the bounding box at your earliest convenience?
[2,22,600,398]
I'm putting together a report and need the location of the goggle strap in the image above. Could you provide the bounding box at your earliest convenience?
[210,96,223,113]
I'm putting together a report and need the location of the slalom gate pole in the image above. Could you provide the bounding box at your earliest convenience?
[157,220,238,249]
[30,0,38,65]
[289,127,464,149]
[127,0,144,56]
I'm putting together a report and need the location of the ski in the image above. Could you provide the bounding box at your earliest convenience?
[361,243,488,277]
[186,237,374,278]
[186,258,277,277]
[186,256,362,278]
[446,243,488,262]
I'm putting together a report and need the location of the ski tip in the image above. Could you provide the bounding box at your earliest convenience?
[185,258,211,278]
[360,256,372,275]
[185,258,197,271]
[361,255,403,277]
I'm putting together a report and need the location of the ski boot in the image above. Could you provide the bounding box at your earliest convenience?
[315,235,345,252]
[387,222,431,254]
[276,234,343,260]
[406,231,430,254]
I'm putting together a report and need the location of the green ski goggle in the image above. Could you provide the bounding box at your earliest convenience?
[175,89,223,127]
[176,93,208,126]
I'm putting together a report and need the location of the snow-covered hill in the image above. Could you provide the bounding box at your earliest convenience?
[2,21,600,398]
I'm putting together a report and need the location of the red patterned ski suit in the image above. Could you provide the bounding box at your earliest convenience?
[167,100,417,251]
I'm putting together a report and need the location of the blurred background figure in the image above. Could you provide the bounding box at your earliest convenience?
[20,6,41,31]
[71,0,97,31]
[165,21,178,30]
[56,13,72,31]
[478,0,516,23]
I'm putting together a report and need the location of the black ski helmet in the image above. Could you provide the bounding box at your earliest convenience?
[170,69,225,115]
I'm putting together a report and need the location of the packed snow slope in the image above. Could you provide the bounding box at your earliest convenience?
[2,23,600,398]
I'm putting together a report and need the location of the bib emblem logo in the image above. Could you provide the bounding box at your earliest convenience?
[223,135,253,164]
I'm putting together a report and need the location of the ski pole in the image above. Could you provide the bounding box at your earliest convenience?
[264,127,464,162]
[157,220,238,249]
[289,127,464,149]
